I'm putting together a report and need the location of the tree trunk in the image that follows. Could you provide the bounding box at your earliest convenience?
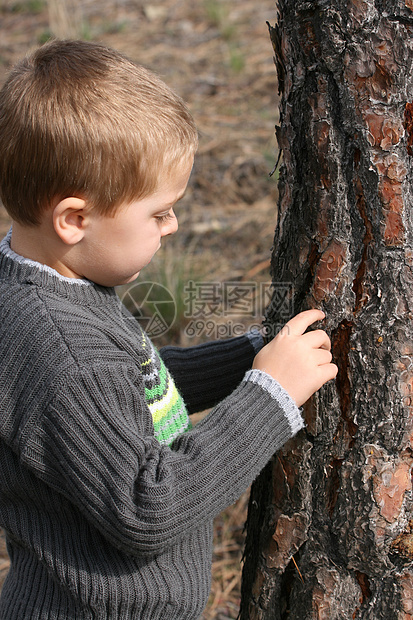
[240,2,413,618]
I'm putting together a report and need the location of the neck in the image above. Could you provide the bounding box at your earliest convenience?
[10,221,79,279]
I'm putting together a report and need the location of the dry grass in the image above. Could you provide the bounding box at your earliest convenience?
[204,491,250,620]
[0,1,281,617]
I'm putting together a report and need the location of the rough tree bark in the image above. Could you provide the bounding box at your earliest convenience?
[240,1,413,618]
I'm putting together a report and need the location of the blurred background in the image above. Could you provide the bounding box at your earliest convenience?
[0,1,280,616]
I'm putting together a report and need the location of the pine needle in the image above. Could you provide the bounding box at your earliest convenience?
[292,556,304,583]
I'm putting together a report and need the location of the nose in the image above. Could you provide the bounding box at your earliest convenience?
[162,210,178,236]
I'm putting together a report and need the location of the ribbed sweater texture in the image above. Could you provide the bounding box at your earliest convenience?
[0,234,304,619]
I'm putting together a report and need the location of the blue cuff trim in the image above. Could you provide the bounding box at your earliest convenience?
[246,329,264,355]
[243,368,304,435]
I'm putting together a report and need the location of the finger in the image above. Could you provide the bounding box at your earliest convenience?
[320,362,338,382]
[303,329,331,351]
[313,348,333,365]
[284,309,325,336]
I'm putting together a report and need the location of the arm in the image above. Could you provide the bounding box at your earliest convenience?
[20,310,335,559]
[159,330,264,413]
[21,359,302,557]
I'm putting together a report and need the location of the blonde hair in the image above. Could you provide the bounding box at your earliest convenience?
[0,39,198,225]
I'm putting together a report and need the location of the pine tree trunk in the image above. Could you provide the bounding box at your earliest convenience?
[240,2,413,618]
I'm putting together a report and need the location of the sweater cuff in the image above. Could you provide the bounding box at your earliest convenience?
[243,368,304,435]
[246,329,264,355]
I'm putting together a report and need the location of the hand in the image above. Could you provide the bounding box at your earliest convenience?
[253,309,338,407]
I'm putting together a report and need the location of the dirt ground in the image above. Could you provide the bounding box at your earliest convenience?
[0,1,281,617]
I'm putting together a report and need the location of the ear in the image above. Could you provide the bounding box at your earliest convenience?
[52,197,88,245]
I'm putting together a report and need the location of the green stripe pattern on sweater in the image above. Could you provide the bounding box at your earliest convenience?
[139,332,191,445]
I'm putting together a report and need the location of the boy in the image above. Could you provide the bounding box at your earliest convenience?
[0,39,337,619]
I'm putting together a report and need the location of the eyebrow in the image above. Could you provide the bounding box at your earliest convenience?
[165,190,186,209]
[153,187,187,214]
[175,189,187,202]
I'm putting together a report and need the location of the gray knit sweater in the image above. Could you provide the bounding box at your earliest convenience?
[0,234,304,619]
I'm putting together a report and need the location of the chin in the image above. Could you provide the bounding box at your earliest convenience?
[93,272,139,287]
[123,272,141,284]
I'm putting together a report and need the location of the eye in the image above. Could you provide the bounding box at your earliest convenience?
[156,211,174,224]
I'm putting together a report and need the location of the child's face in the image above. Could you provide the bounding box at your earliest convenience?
[80,157,193,287]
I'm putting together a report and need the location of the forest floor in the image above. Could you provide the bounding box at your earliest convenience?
[0,0,281,617]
